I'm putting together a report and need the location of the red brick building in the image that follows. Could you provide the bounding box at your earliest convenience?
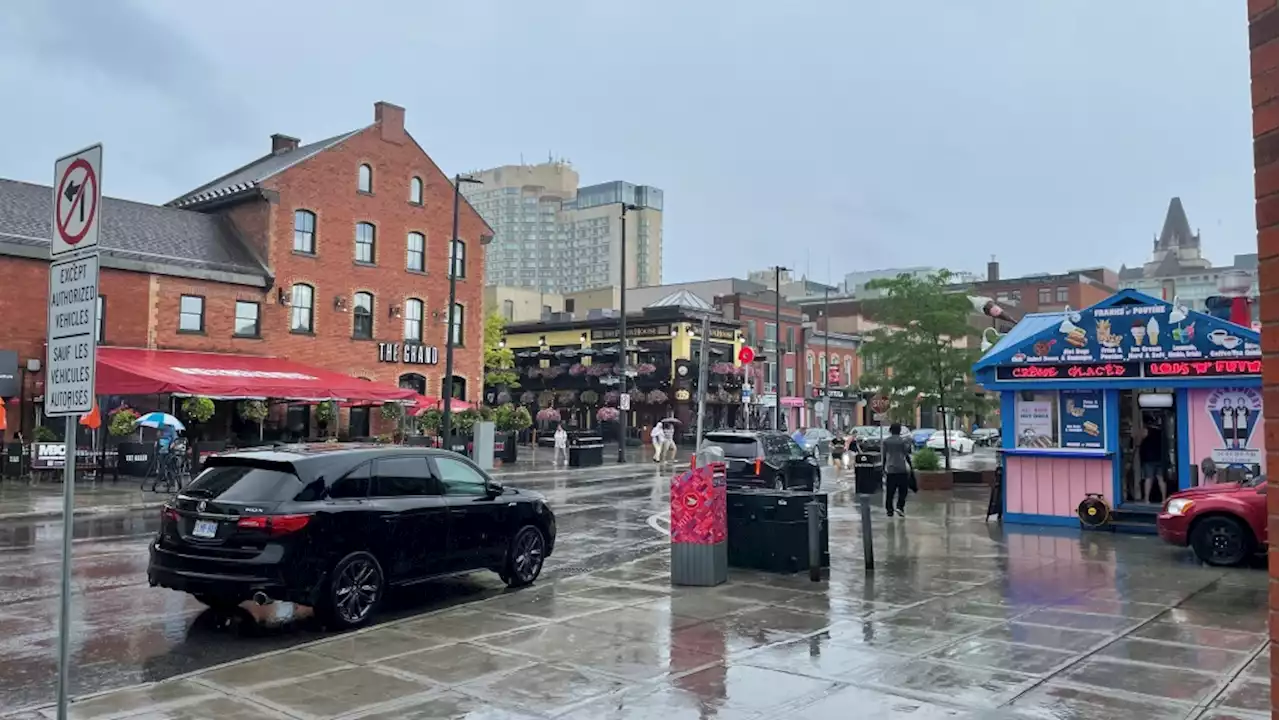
[0,101,490,440]
[715,290,805,429]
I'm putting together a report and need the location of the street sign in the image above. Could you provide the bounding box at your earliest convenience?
[738,346,755,364]
[45,254,98,415]
[51,144,103,258]
[870,394,891,414]
[620,392,631,411]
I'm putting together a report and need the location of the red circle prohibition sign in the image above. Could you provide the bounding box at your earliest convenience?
[56,158,98,245]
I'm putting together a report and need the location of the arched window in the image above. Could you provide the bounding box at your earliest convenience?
[449,303,465,346]
[806,352,814,388]
[293,210,316,254]
[406,232,425,272]
[398,373,426,395]
[409,176,423,204]
[843,356,853,386]
[358,164,373,193]
[353,292,373,339]
[355,222,376,263]
[449,239,466,278]
[290,283,314,333]
[404,298,423,341]
[818,355,827,384]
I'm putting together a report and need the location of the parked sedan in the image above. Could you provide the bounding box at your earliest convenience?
[911,428,937,448]
[970,428,1001,447]
[702,431,821,491]
[147,445,556,628]
[926,431,975,454]
[800,428,833,456]
[1157,475,1268,566]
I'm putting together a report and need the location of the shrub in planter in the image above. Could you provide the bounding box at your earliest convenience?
[511,406,532,431]
[912,447,941,471]
[596,406,620,423]
[453,408,482,437]
[911,447,953,490]
[417,408,442,434]
[236,400,268,424]
[556,390,578,405]
[314,400,337,429]
[493,404,516,432]
[537,391,555,408]
[580,389,599,406]
[108,407,140,437]
[536,408,562,423]
[519,391,537,406]
[380,402,404,422]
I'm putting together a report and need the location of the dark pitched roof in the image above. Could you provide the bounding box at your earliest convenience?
[0,178,268,284]
[1157,197,1197,250]
[167,129,365,208]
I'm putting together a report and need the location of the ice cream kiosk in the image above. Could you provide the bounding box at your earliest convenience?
[973,289,1263,530]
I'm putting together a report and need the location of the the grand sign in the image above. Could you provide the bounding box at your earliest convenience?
[377,342,439,365]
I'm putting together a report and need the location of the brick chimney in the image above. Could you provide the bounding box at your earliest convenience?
[374,101,407,144]
[271,134,300,154]
[987,257,1000,282]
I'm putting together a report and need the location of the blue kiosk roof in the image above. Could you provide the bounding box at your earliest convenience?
[974,289,1260,391]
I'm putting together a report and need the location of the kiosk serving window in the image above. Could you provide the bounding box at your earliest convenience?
[1015,392,1059,448]
[1014,389,1107,451]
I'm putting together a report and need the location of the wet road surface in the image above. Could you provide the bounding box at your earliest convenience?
[0,463,690,712]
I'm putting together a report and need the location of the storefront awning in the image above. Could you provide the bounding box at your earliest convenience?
[96,348,419,403]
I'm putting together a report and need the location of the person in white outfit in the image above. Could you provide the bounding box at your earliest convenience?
[553,424,569,466]
[650,424,664,463]
[661,422,677,464]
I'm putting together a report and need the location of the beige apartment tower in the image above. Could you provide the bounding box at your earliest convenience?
[463,161,663,294]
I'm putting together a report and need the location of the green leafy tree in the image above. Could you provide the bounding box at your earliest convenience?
[181,397,215,424]
[484,313,519,389]
[857,270,981,471]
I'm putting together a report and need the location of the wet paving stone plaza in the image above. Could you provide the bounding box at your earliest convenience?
[0,474,1271,719]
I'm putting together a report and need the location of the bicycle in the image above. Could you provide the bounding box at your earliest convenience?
[148,440,191,493]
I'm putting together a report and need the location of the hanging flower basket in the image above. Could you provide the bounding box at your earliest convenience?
[603,391,621,406]
[712,362,736,376]
[580,389,599,405]
[544,365,565,379]
[525,366,542,379]
[519,391,537,406]
[636,363,657,376]
[537,391,555,408]
[496,390,511,405]
[587,363,612,377]
[569,364,587,377]
[596,406,619,423]
[646,389,668,405]
[556,390,578,405]
[536,407,562,423]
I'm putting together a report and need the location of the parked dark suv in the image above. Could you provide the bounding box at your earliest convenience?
[147,445,556,628]
[702,431,821,491]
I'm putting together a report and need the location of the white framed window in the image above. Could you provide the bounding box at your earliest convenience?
[358,164,373,193]
[409,176,423,204]
[355,222,376,263]
[404,298,424,341]
[290,284,314,333]
[406,232,425,272]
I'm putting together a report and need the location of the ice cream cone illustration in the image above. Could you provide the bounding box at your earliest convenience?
[1146,317,1159,346]
[1130,321,1145,346]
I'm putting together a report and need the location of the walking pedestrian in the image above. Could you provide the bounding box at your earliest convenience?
[650,423,664,463]
[830,431,846,473]
[661,422,677,465]
[881,422,914,518]
[553,423,569,466]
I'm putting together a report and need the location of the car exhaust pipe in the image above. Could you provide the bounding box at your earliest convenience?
[251,591,270,606]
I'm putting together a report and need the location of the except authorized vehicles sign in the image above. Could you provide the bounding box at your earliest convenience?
[51,144,103,257]
[45,252,99,416]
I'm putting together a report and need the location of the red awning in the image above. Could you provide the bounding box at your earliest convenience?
[412,394,471,414]
[96,348,419,403]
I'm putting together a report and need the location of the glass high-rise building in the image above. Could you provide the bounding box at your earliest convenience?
[463,162,663,294]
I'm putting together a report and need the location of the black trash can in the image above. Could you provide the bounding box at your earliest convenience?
[726,489,829,573]
[495,432,518,463]
[3,443,25,478]
[569,433,604,467]
[853,452,882,494]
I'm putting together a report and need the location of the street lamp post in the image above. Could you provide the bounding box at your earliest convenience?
[617,202,641,463]
[441,173,483,450]
[773,265,790,431]
[823,288,830,430]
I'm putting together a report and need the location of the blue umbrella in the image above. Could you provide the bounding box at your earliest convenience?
[134,412,186,431]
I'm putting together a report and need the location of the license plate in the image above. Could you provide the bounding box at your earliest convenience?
[192,520,218,538]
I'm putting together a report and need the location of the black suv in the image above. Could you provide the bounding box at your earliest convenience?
[702,431,821,491]
[147,445,556,628]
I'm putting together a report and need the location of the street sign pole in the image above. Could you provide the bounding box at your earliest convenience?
[48,144,102,720]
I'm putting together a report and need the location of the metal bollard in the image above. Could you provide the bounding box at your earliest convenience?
[858,493,875,571]
[806,497,823,581]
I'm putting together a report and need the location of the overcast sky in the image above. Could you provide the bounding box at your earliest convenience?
[0,1,1257,285]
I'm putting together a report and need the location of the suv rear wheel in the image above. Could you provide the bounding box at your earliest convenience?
[1190,515,1254,567]
[323,551,385,629]
[504,526,546,587]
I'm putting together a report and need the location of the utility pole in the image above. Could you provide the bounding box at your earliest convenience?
[822,288,831,430]
[773,265,789,431]
[693,314,711,447]
[617,202,640,462]
[442,173,482,448]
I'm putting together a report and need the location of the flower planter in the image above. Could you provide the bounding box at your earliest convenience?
[915,470,953,491]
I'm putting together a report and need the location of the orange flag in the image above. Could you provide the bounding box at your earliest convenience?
[80,401,101,430]
[0,398,6,432]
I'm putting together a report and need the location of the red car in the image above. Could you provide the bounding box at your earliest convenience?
[1157,476,1268,566]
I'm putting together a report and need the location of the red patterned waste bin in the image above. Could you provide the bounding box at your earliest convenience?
[670,462,728,586]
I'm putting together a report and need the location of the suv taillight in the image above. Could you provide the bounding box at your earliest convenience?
[236,514,312,535]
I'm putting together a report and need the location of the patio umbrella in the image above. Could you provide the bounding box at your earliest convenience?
[134,412,186,431]
[659,417,683,424]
